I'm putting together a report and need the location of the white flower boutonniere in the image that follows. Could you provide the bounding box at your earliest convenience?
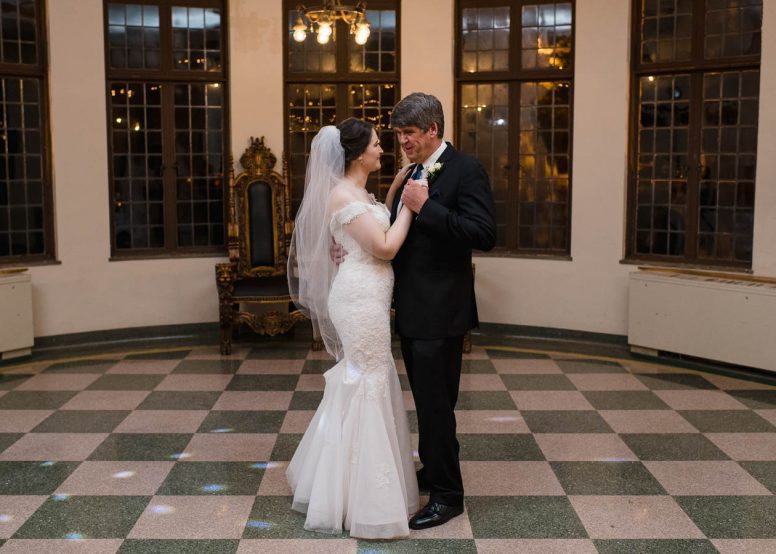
[427,162,444,184]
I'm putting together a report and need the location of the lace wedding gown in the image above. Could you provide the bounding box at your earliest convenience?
[286,198,419,539]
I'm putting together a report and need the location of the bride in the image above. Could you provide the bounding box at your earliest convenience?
[286,118,419,538]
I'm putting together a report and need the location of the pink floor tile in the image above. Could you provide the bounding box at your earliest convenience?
[212,392,293,411]
[0,433,108,461]
[0,496,47,538]
[644,461,772,495]
[599,410,697,433]
[181,433,276,461]
[55,461,174,495]
[535,433,637,462]
[569,495,705,539]
[128,495,255,539]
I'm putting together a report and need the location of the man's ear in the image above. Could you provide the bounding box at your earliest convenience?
[427,122,439,138]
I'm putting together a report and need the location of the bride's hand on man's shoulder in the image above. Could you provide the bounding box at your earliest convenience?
[392,164,413,186]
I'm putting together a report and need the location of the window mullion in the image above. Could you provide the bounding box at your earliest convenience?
[507,81,521,251]
[161,81,177,252]
[685,71,704,262]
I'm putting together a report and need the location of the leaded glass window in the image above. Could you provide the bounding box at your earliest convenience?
[105,1,228,257]
[628,0,762,267]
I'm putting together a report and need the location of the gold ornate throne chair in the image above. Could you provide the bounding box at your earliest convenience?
[215,137,306,355]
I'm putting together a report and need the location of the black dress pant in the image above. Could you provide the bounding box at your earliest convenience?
[401,334,464,507]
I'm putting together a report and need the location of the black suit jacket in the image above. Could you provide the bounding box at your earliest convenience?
[390,143,496,339]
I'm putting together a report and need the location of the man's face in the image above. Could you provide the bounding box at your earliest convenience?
[395,123,439,164]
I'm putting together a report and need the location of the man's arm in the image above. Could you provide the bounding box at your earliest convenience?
[404,161,496,251]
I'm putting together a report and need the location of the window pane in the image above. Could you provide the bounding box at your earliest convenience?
[521,3,572,70]
[349,10,396,73]
[697,70,757,262]
[0,0,37,65]
[106,4,160,70]
[287,9,336,73]
[640,0,693,64]
[348,83,397,200]
[461,7,510,73]
[174,82,226,247]
[517,81,572,252]
[172,6,222,71]
[704,0,762,59]
[110,82,165,250]
[634,74,690,257]
[459,83,509,248]
[287,84,337,211]
[0,77,46,257]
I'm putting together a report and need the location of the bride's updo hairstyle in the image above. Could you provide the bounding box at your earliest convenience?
[337,117,374,170]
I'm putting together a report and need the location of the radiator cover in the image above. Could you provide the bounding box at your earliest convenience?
[0,270,33,360]
[628,270,776,373]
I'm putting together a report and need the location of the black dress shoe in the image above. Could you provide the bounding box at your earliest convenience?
[416,470,430,492]
[408,501,464,530]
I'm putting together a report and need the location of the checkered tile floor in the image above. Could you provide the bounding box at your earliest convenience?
[0,340,774,553]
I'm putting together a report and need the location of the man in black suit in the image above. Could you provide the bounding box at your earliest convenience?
[390,92,496,529]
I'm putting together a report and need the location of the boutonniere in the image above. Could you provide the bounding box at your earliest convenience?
[427,162,444,184]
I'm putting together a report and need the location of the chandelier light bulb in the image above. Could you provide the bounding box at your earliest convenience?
[318,21,332,39]
[354,22,370,45]
[292,16,307,42]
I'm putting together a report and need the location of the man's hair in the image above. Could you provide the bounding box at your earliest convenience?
[390,92,444,138]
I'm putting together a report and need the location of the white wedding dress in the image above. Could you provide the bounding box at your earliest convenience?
[286,198,419,539]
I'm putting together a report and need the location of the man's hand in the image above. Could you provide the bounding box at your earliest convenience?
[330,236,348,265]
[401,179,429,213]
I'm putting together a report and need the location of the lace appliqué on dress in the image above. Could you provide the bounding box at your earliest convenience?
[376,463,392,488]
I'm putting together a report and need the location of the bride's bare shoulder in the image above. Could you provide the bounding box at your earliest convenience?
[328,182,362,212]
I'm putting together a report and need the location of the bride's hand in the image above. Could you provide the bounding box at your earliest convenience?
[385,164,413,209]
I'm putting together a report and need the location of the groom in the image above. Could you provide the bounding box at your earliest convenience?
[390,93,496,529]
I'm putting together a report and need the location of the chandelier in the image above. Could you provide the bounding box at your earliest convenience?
[293,1,371,45]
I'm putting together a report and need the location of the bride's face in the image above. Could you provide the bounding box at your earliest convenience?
[359,129,382,173]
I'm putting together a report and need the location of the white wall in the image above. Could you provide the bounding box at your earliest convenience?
[19,0,776,339]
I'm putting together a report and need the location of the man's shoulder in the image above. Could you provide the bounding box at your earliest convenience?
[443,145,484,172]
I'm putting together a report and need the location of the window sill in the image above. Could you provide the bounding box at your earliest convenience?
[619,258,753,274]
[474,251,573,262]
[0,258,61,269]
[109,251,227,262]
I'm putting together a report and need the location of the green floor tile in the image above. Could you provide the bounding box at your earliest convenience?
[582,391,670,410]
[12,495,150,539]
[242,496,343,539]
[739,462,776,494]
[456,391,516,410]
[407,411,418,433]
[0,391,78,409]
[593,539,717,553]
[728,390,776,410]
[137,392,221,410]
[466,496,587,538]
[43,359,120,373]
[521,411,613,433]
[679,410,775,432]
[0,433,22,453]
[0,374,33,389]
[226,375,299,391]
[271,434,302,461]
[88,433,193,461]
[636,374,717,390]
[0,461,79,494]
[172,360,242,374]
[301,360,333,374]
[156,462,265,495]
[556,359,627,373]
[197,411,285,433]
[550,461,666,495]
[460,360,497,374]
[118,539,239,554]
[126,350,189,360]
[619,433,730,460]
[357,539,477,553]
[675,496,776,538]
[289,391,324,410]
[500,374,576,391]
[87,374,166,391]
[459,434,544,461]
[31,410,130,433]
[399,374,411,391]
